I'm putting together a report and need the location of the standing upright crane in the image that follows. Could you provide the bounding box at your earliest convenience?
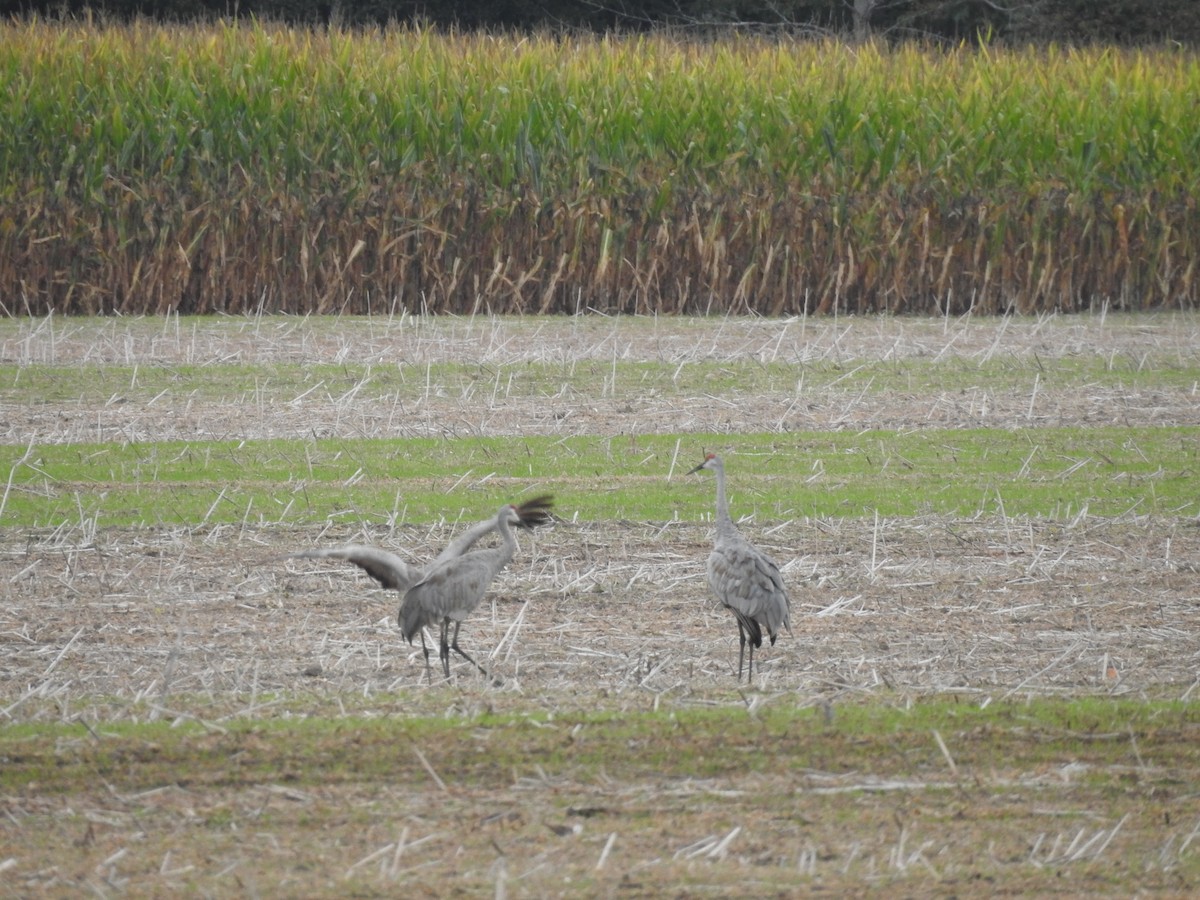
[398,502,534,681]
[688,453,790,682]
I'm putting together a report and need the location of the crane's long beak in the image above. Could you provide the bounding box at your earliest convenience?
[686,462,706,475]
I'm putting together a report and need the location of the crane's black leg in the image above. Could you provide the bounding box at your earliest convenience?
[449,621,493,679]
[439,619,452,679]
[736,621,747,682]
[746,639,755,684]
[419,629,434,683]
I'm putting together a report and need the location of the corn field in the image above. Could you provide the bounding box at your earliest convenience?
[1,20,1198,316]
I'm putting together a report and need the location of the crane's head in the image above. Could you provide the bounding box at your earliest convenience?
[498,504,523,528]
[687,452,721,475]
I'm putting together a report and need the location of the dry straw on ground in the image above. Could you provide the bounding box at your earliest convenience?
[2,311,1199,445]
[1,313,1199,896]
[4,512,1198,717]
[3,313,1198,706]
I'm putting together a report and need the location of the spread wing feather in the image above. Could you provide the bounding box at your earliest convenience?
[291,545,417,593]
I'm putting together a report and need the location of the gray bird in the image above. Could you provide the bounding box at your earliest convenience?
[292,495,553,681]
[291,495,554,595]
[688,453,790,682]
[398,502,535,681]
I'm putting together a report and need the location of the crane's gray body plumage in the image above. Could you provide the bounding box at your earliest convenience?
[690,454,790,681]
[398,504,524,680]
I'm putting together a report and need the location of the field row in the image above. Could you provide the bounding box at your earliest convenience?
[3,315,1198,528]
[2,426,1197,528]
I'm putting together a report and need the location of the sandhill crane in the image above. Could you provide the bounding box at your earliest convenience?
[398,502,533,681]
[688,453,790,682]
[291,495,553,597]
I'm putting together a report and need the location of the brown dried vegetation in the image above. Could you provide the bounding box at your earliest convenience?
[4,24,1200,317]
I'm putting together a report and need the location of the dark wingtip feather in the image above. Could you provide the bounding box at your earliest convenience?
[746,617,763,648]
[515,494,555,530]
[731,607,763,648]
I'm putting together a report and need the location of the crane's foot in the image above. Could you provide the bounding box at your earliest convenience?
[460,657,499,686]
[450,639,503,687]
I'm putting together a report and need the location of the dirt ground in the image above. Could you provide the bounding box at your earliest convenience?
[2,312,1199,446]
[3,512,1199,710]
[2,314,1199,896]
[3,312,1198,700]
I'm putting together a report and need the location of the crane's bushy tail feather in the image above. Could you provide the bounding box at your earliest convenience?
[731,607,763,648]
[514,494,555,530]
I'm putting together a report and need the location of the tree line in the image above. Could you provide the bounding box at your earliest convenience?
[3,0,1199,45]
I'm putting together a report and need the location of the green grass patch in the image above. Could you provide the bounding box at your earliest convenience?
[2,426,1196,527]
[4,695,1197,893]
[2,696,1195,797]
[4,355,1200,407]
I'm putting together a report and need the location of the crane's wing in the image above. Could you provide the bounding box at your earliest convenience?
[432,495,554,566]
[291,545,419,593]
[707,539,790,641]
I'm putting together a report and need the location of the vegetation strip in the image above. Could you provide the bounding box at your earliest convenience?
[2,427,1195,526]
[3,23,1199,313]
[5,354,1200,402]
[3,697,1196,795]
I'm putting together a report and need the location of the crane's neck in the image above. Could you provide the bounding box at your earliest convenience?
[493,508,518,567]
[712,461,733,527]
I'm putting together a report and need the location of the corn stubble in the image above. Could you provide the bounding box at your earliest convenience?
[1,21,1198,316]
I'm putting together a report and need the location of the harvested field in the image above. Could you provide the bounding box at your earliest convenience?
[4,515,1200,705]
[2,313,1199,896]
[3,312,1200,445]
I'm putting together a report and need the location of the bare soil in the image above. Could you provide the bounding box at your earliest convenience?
[1,314,1199,897]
